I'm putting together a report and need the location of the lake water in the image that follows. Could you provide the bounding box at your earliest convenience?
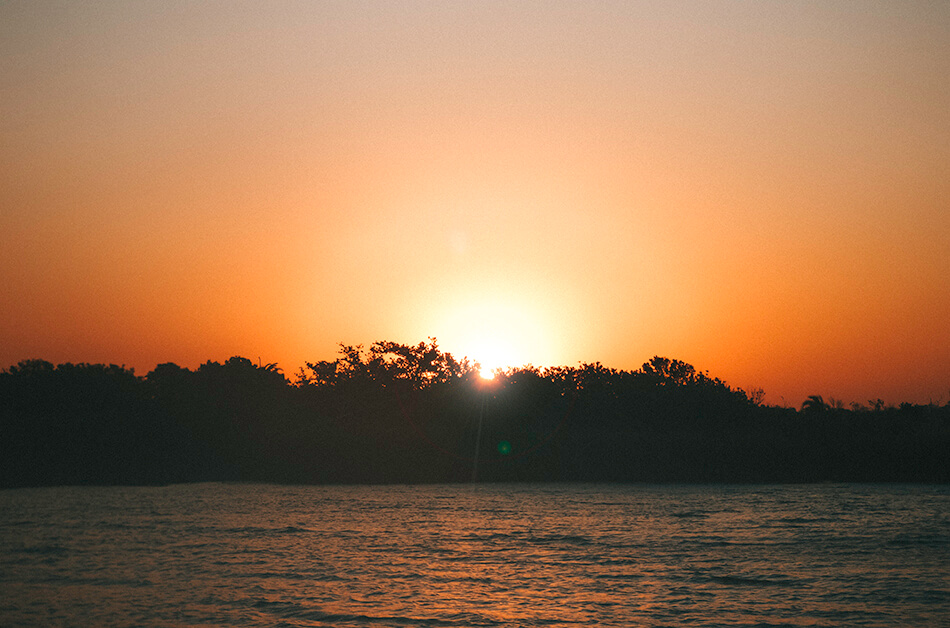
[1,483,948,627]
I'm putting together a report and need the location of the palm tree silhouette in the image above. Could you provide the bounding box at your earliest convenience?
[801,395,829,413]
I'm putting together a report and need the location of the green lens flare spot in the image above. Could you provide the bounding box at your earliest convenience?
[497,440,512,455]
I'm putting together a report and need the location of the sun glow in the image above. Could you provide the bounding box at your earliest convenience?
[468,336,517,374]
[434,298,553,375]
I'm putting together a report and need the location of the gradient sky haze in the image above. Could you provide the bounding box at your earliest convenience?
[2,1,948,407]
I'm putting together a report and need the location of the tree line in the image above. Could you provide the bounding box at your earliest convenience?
[1,339,947,487]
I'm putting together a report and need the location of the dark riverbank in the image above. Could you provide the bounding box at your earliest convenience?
[3,341,948,487]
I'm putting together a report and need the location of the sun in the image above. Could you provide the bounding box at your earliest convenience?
[468,336,516,375]
[433,298,554,376]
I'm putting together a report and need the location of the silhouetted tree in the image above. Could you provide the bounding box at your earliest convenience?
[3,343,949,486]
[641,356,699,385]
[801,395,829,414]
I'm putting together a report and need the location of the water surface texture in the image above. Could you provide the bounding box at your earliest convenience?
[1,484,948,627]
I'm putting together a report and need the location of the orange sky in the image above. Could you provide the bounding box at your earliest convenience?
[2,1,948,407]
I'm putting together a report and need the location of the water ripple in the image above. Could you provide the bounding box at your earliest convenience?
[1,483,948,627]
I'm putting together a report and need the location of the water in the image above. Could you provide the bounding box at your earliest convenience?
[1,484,948,627]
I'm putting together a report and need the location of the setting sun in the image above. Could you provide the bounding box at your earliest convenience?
[467,336,515,374]
[430,297,556,376]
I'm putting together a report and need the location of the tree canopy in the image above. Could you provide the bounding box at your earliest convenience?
[2,341,947,487]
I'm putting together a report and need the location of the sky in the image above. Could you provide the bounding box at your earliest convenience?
[2,1,948,407]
